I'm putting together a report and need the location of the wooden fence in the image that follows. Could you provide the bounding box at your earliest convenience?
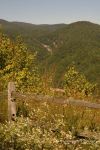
[6,82,100,122]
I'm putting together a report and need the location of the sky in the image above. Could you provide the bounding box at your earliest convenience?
[0,0,100,25]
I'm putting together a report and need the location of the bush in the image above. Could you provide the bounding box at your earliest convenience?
[63,65,96,99]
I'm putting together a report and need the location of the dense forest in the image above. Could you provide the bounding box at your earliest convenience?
[0,19,100,90]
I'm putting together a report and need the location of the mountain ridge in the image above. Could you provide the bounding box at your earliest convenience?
[0,19,100,89]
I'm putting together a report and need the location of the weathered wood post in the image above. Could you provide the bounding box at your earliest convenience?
[8,82,16,122]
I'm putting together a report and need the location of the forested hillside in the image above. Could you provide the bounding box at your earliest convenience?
[0,19,100,89]
[0,20,100,149]
[41,21,100,87]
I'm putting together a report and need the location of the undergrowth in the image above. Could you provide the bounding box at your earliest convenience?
[0,99,100,150]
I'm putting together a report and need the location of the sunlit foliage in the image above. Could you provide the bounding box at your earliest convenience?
[0,33,41,92]
[64,65,96,99]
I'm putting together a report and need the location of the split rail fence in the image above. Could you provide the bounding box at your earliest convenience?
[0,82,100,122]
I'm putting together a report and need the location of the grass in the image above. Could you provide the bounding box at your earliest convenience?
[0,93,8,122]
[0,94,100,149]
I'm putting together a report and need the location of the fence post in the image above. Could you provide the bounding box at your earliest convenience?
[8,82,16,122]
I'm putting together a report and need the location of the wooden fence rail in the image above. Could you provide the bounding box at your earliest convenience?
[15,92,100,109]
[6,82,100,121]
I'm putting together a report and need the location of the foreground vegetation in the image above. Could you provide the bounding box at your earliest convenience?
[0,100,100,150]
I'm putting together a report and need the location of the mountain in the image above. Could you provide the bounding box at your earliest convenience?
[0,19,100,89]
[40,21,100,87]
[0,19,66,62]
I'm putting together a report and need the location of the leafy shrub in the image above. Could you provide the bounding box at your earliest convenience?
[0,33,42,93]
[63,65,96,99]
